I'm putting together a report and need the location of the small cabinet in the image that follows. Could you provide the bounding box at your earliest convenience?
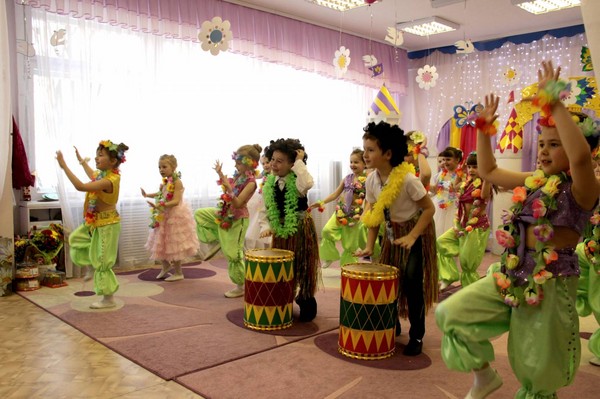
[19,201,63,235]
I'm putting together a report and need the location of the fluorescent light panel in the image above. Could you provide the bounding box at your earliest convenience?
[305,0,371,12]
[397,16,459,36]
[511,0,581,15]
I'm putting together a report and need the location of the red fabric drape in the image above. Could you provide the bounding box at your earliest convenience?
[11,116,35,189]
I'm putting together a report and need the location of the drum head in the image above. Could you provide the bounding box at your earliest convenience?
[341,263,398,280]
[245,248,294,262]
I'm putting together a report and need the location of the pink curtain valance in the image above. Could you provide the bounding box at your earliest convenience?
[23,0,408,93]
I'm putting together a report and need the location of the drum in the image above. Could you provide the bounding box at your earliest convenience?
[244,248,295,331]
[338,263,399,360]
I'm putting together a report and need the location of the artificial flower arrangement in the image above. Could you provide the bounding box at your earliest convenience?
[452,177,484,237]
[492,169,567,307]
[335,174,367,227]
[150,172,180,229]
[15,223,64,266]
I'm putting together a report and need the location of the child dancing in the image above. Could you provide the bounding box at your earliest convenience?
[309,149,370,268]
[245,154,272,250]
[56,140,129,309]
[141,154,199,281]
[355,121,438,356]
[437,151,492,290]
[436,61,600,399]
[405,130,432,189]
[259,138,320,322]
[195,144,261,297]
[432,146,463,237]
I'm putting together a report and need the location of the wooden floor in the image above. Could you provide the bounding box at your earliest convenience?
[0,293,206,399]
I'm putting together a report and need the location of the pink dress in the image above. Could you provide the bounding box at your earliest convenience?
[145,185,199,262]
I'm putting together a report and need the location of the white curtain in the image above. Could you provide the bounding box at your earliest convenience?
[19,8,378,267]
[407,33,591,154]
[0,0,10,199]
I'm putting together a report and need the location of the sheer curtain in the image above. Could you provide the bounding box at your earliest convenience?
[20,8,379,267]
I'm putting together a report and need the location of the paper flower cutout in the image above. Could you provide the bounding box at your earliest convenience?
[385,27,404,46]
[416,65,438,90]
[455,40,474,54]
[504,67,519,86]
[334,46,351,76]
[198,17,233,56]
[562,79,584,106]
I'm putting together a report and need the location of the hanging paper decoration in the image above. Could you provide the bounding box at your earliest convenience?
[503,67,519,86]
[455,40,474,54]
[16,40,35,57]
[453,103,483,128]
[416,65,438,90]
[362,55,378,67]
[507,90,515,104]
[581,46,594,72]
[385,27,404,46]
[367,84,402,126]
[198,17,233,56]
[50,29,67,47]
[497,107,523,154]
[369,63,384,77]
[334,46,351,76]
[563,78,596,108]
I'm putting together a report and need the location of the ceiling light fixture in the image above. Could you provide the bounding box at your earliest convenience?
[511,0,581,15]
[397,16,459,36]
[305,0,379,12]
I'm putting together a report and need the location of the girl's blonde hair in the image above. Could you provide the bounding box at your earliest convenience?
[350,148,365,163]
[237,144,263,162]
[159,154,178,169]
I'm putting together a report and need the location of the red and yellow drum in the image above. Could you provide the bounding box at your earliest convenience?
[244,248,295,331]
[338,263,399,360]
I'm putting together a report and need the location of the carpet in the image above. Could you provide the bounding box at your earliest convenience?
[17,253,600,399]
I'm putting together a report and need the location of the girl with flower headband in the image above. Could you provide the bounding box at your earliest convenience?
[258,138,320,322]
[244,153,272,250]
[56,139,129,309]
[355,121,438,357]
[405,130,432,190]
[309,148,377,268]
[431,146,463,238]
[141,154,199,282]
[437,151,493,291]
[195,144,261,298]
[436,61,600,399]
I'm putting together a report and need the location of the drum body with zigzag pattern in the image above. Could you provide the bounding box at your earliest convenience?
[338,263,399,359]
[244,248,295,330]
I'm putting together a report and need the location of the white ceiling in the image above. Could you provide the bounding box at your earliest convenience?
[224,0,584,52]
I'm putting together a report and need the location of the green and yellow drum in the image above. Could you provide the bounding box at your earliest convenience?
[244,248,295,331]
[338,263,399,360]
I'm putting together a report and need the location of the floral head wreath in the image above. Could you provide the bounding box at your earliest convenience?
[99,140,126,163]
[232,151,259,170]
[536,112,599,138]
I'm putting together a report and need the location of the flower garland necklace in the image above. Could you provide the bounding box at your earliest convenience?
[262,173,300,238]
[336,172,367,227]
[453,177,485,237]
[583,207,600,273]
[85,168,119,226]
[215,169,257,230]
[149,172,180,229]
[361,163,415,227]
[435,168,461,209]
[492,169,568,307]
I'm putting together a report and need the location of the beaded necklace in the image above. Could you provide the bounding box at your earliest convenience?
[85,168,119,226]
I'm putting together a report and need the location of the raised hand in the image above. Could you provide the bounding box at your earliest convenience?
[480,94,500,126]
[537,60,561,89]
[56,150,66,169]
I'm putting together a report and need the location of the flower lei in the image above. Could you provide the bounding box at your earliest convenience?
[492,169,568,307]
[262,173,300,238]
[361,163,415,227]
[215,169,257,230]
[583,207,600,274]
[336,173,367,227]
[85,168,119,226]
[434,169,460,209]
[149,172,180,229]
[453,177,484,237]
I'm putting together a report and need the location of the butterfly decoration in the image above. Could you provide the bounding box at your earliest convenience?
[453,103,483,128]
[581,46,594,72]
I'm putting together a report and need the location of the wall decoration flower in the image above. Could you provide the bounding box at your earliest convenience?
[333,46,351,76]
[416,65,438,90]
[198,17,233,56]
[503,67,519,86]
[562,79,583,106]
